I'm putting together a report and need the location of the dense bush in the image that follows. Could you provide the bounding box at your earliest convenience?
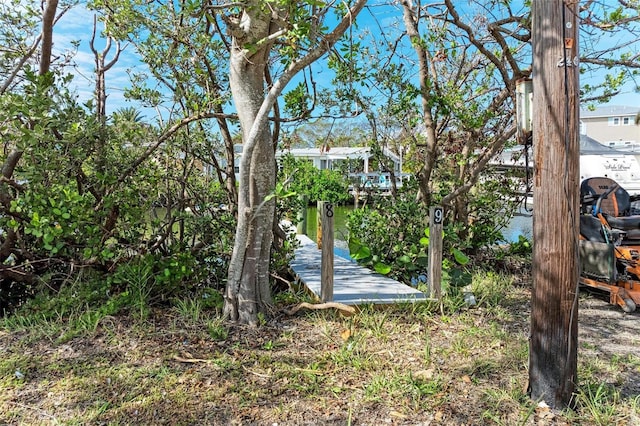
[346,177,518,291]
[347,187,431,283]
[279,154,351,204]
[0,72,237,313]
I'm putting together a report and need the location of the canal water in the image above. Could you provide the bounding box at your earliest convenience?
[303,205,532,246]
[502,208,533,242]
[303,205,353,243]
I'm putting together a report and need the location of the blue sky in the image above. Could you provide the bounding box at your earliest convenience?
[54,4,154,116]
[599,81,639,107]
[50,1,639,120]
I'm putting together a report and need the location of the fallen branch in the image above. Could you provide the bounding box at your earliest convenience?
[172,353,213,364]
[242,365,272,378]
[283,301,356,316]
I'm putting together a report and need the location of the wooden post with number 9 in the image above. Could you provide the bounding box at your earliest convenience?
[428,206,444,300]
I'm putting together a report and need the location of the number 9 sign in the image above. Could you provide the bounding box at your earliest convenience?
[432,206,444,225]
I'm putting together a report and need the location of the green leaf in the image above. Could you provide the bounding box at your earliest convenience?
[352,245,371,261]
[449,268,472,287]
[348,237,363,255]
[101,249,114,260]
[452,248,470,265]
[374,262,392,275]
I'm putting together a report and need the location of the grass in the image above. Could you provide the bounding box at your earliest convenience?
[1,270,639,425]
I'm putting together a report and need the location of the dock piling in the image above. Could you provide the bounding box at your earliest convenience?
[428,206,444,300]
[320,201,334,302]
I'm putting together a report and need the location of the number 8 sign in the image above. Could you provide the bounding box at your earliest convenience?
[325,203,334,218]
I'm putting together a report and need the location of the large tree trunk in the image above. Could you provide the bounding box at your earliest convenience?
[221,0,367,326]
[223,5,276,325]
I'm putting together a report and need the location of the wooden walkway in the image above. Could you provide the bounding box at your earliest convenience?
[290,235,428,305]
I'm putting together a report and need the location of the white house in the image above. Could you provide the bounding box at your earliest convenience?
[275,146,402,173]
[230,145,405,190]
[232,145,401,173]
[580,105,640,150]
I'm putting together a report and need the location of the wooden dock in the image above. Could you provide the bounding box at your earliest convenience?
[290,235,428,305]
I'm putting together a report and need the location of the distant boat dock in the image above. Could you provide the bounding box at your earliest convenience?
[290,235,428,305]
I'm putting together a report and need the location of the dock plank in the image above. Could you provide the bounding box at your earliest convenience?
[290,235,427,305]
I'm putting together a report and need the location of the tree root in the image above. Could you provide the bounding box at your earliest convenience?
[283,301,356,316]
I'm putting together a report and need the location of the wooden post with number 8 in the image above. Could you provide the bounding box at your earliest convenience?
[320,201,334,302]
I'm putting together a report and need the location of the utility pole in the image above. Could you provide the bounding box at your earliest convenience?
[529,0,580,409]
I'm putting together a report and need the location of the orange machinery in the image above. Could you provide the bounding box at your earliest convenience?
[579,176,640,313]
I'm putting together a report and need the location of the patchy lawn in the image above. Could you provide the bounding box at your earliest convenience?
[1,281,639,425]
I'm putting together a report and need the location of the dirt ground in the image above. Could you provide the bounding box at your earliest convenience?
[578,292,640,398]
[0,286,639,425]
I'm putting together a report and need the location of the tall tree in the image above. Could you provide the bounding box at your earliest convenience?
[90,1,365,325]
[223,0,366,325]
[0,0,61,276]
[398,0,440,205]
[368,0,530,243]
[370,0,639,244]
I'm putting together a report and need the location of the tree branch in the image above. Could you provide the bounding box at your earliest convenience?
[39,0,59,75]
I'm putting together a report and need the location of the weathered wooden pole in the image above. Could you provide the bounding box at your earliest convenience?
[316,201,323,249]
[320,201,334,302]
[428,206,444,300]
[529,0,579,409]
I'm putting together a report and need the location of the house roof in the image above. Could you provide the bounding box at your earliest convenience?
[580,105,640,119]
[276,146,401,162]
[579,134,637,155]
[278,147,371,159]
